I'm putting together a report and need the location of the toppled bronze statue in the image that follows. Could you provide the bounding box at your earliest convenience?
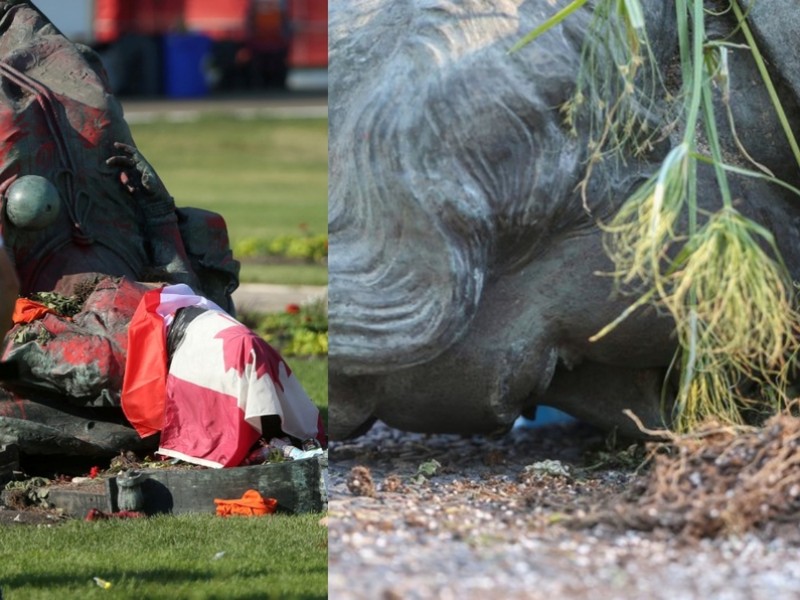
[0,2,240,456]
[329,0,800,439]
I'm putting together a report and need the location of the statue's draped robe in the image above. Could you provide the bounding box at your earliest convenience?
[0,4,149,293]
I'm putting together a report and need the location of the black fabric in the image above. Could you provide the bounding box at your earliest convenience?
[166,305,207,366]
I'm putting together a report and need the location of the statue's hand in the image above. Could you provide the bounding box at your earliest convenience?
[106,142,170,202]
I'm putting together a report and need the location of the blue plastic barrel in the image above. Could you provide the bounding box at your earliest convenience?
[162,33,211,98]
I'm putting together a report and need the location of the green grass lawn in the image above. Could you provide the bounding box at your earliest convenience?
[239,262,328,287]
[129,115,328,286]
[0,357,328,600]
[0,512,327,599]
[290,357,328,427]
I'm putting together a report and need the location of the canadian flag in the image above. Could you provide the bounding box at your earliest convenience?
[121,285,324,468]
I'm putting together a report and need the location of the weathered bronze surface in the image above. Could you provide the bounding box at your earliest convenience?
[0,2,240,456]
[329,0,800,438]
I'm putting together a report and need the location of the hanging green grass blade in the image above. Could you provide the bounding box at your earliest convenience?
[693,154,800,201]
[508,0,589,54]
[515,0,800,431]
[681,0,706,147]
[679,309,699,403]
[651,143,689,226]
[700,68,733,207]
[731,1,800,171]
[589,287,656,342]
[621,0,645,31]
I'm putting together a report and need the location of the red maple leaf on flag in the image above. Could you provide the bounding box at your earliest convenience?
[214,323,291,390]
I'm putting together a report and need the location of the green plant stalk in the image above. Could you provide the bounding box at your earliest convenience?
[700,68,733,208]
[671,0,704,416]
[730,0,800,171]
[702,156,800,199]
[680,158,699,408]
[590,287,656,342]
[679,0,706,153]
[508,0,588,54]
[674,0,690,92]
[515,0,800,430]
[620,0,645,30]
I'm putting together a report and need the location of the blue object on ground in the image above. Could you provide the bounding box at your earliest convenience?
[514,406,577,429]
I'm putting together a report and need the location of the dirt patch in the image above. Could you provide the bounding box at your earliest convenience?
[0,504,66,526]
[328,421,800,598]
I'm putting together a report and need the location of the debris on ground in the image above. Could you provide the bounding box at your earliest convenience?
[581,413,800,538]
[107,451,143,473]
[410,459,442,484]
[4,476,51,508]
[93,577,112,590]
[346,466,375,497]
[85,509,144,521]
[329,419,800,599]
[522,459,572,481]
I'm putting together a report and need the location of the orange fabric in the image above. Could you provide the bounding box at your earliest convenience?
[12,298,59,324]
[214,489,277,517]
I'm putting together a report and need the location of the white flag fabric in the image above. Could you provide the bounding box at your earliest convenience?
[122,285,324,468]
[160,309,321,467]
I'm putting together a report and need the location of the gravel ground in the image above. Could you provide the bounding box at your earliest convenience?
[328,422,800,599]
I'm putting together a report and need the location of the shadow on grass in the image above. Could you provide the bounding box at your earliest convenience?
[3,567,201,589]
[2,566,328,599]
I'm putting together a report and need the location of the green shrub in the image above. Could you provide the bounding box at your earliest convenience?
[243,301,328,357]
[234,232,328,264]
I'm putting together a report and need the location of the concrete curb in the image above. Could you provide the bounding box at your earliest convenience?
[232,283,327,314]
[121,94,328,124]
